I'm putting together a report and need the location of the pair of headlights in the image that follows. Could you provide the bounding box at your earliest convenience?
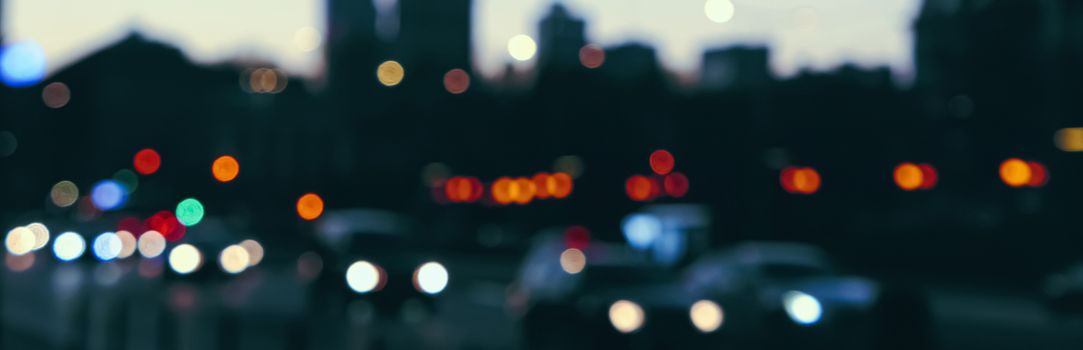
[346,260,449,295]
[607,299,725,334]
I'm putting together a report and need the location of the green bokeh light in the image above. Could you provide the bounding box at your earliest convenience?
[175,198,204,227]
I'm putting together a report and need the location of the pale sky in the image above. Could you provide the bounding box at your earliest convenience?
[3,0,922,82]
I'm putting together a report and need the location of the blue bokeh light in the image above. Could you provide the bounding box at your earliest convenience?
[92,232,122,261]
[622,213,662,250]
[91,180,127,211]
[0,41,47,87]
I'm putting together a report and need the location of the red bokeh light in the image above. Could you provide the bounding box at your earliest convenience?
[550,172,573,199]
[133,148,161,175]
[663,172,689,197]
[579,44,605,69]
[564,226,591,250]
[1027,161,1048,187]
[626,175,653,201]
[918,163,938,190]
[443,68,471,94]
[145,210,186,242]
[117,216,146,236]
[649,150,675,175]
[780,166,821,194]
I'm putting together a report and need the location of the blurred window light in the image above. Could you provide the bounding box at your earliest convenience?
[704,0,736,23]
[0,41,47,87]
[297,193,325,220]
[212,155,240,182]
[1055,128,1083,152]
[26,223,50,251]
[219,244,250,274]
[579,44,605,69]
[239,239,265,266]
[690,300,724,333]
[507,34,537,61]
[91,180,127,211]
[293,26,323,52]
[783,291,822,325]
[443,68,470,94]
[92,232,122,261]
[133,148,162,175]
[175,198,205,226]
[116,230,136,258]
[559,248,587,274]
[5,226,36,256]
[50,180,80,208]
[42,82,71,108]
[376,60,405,86]
[608,300,646,333]
[168,244,203,275]
[346,260,381,294]
[53,232,85,261]
[414,261,449,295]
[137,230,167,258]
[999,158,1031,188]
[622,213,662,250]
[649,149,675,175]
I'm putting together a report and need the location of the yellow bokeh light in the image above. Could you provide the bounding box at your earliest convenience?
[894,162,924,191]
[559,248,586,274]
[609,300,645,334]
[168,244,202,275]
[5,226,36,256]
[999,158,1031,187]
[377,60,405,86]
[507,34,537,61]
[1055,128,1083,152]
[690,300,724,333]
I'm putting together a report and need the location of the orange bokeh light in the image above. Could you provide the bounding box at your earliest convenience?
[1027,161,1048,187]
[296,193,324,220]
[781,167,821,194]
[212,155,240,182]
[649,150,675,175]
[550,172,573,199]
[999,158,1031,188]
[510,177,537,204]
[626,175,653,201]
[532,173,554,199]
[894,162,924,191]
[446,176,483,202]
[133,148,161,175]
[491,177,513,205]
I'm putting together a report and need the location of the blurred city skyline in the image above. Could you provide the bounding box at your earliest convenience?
[4,0,920,82]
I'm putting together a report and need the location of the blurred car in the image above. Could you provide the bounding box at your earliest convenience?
[313,208,449,321]
[681,241,882,349]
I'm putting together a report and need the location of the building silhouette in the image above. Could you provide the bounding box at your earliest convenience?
[699,46,771,91]
[537,3,586,75]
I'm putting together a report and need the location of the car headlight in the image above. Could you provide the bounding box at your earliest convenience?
[609,300,645,333]
[689,300,724,333]
[346,260,383,294]
[414,261,449,295]
[782,290,822,325]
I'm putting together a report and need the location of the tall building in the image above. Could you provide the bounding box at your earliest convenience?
[324,0,380,91]
[396,0,472,81]
[700,46,771,90]
[537,3,586,74]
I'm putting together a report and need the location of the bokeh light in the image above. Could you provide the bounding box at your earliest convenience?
[5,226,35,256]
[6,252,35,272]
[553,155,585,179]
[175,198,205,227]
[26,222,50,251]
[91,180,127,211]
[507,34,537,61]
[219,244,251,274]
[133,148,162,175]
[443,68,470,94]
[999,158,1031,188]
[782,291,822,325]
[0,41,47,87]
[212,155,240,182]
[781,167,821,194]
[564,226,591,250]
[116,230,136,258]
[626,175,654,201]
[623,213,662,250]
[42,82,71,108]
[894,162,924,191]
[579,44,606,69]
[246,68,288,93]
[550,172,574,199]
[377,60,405,86]
[690,300,724,333]
[92,232,122,261]
[918,164,939,189]
[297,193,325,220]
[53,232,85,262]
[704,0,736,24]
[113,169,139,194]
[491,177,513,205]
[649,149,675,175]
[346,260,381,294]
[168,244,202,275]
[609,300,645,333]
[50,181,79,208]
[1027,161,1048,187]
[293,26,323,52]
[414,261,449,295]
[146,211,186,241]
[138,230,167,258]
[239,239,264,266]
[663,172,690,197]
[510,177,537,205]
[1055,127,1083,152]
[559,248,586,274]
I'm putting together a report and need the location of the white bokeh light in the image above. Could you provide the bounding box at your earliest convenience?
[609,300,645,333]
[53,232,85,262]
[5,226,36,256]
[507,34,537,61]
[92,232,122,261]
[704,0,735,23]
[346,260,381,294]
[783,290,823,325]
[689,300,724,333]
[414,261,449,295]
[218,244,250,274]
[138,230,166,258]
[168,244,202,275]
